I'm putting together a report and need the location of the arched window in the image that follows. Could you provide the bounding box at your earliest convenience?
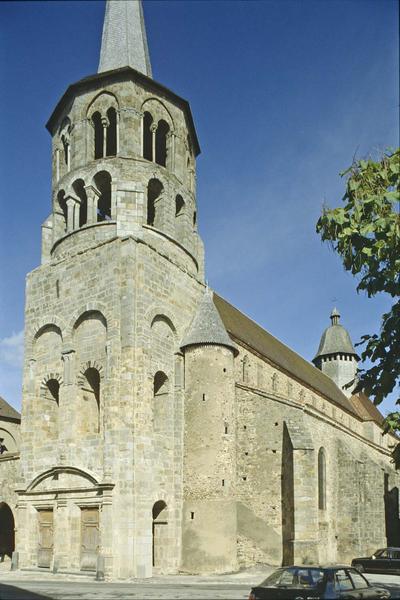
[59,117,71,172]
[0,428,17,454]
[0,503,15,560]
[44,379,60,403]
[93,171,112,221]
[72,179,88,228]
[106,107,117,156]
[175,195,185,217]
[318,447,326,510]
[155,120,169,167]
[57,190,68,233]
[92,112,103,159]
[147,179,163,227]
[80,367,100,435]
[143,111,153,161]
[175,195,185,243]
[61,135,70,169]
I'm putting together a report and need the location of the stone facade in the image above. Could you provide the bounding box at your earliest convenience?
[0,0,399,580]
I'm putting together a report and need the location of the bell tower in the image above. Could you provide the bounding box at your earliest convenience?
[42,0,203,273]
[312,308,359,396]
[19,0,205,579]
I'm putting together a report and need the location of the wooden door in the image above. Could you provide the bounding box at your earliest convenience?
[37,509,53,568]
[80,507,99,571]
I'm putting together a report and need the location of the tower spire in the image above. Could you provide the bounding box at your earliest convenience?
[98,0,152,77]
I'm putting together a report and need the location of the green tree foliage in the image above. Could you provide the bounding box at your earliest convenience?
[317,149,400,432]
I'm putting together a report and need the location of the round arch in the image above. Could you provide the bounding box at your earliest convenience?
[141,97,174,130]
[86,90,119,120]
[0,503,15,560]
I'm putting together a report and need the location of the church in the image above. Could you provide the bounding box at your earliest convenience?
[0,0,398,579]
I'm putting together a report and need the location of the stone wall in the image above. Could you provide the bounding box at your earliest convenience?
[234,342,398,568]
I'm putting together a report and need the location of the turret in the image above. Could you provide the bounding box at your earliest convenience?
[312,308,359,397]
[180,289,238,573]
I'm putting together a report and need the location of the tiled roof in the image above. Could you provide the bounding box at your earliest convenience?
[0,396,21,422]
[349,392,385,425]
[213,293,358,417]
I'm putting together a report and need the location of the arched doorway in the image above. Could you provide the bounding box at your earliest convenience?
[152,500,168,571]
[0,503,15,560]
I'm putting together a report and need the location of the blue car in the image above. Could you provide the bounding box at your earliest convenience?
[248,565,391,599]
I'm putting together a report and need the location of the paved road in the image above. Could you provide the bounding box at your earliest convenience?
[0,571,399,600]
[0,580,250,600]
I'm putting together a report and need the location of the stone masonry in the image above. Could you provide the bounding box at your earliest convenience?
[0,0,399,580]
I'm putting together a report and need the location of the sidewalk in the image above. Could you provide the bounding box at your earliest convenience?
[0,562,273,585]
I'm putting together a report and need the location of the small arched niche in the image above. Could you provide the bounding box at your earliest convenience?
[152,500,168,570]
[153,371,169,434]
[80,367,101,435]
[40,377,61,441]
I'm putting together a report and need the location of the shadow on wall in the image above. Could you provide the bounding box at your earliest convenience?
[0,584,55,600]
[281,424,294,566]
[237,502,281,563]
[384,474,400,546]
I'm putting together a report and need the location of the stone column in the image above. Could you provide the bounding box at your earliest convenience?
[54,499,69,571]
[116,111,120,155]
[84,185,101,225]
[65,195,78,233]
[56,149,60,181]
[166,131,173,170]
[73,199,81,230]
[66,142,71,172]
[100,489,113,577]
[101,117,109,157]
[15,500,28,568]
[151,122,158,162]
[27,359,36,394]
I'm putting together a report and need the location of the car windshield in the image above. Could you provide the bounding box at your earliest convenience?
[374,549,388,558]
[261,568,324,589]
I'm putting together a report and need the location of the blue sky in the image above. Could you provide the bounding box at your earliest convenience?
[0,0,398,414]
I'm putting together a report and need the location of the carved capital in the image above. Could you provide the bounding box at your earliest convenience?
[84,184,101,201]
[65,194,80,207]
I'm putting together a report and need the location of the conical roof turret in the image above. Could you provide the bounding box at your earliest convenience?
[313,308,359,363]
[180,289,238,355]
[98,0,152,76]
